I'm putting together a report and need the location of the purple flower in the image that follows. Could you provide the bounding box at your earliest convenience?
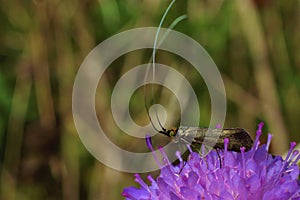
[122,123,300,200]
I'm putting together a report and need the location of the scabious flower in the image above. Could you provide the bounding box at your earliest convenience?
[122,123,300,200]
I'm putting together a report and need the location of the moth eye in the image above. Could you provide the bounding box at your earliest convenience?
[170,130,175,137]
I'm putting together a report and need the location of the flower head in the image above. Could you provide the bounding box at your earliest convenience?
[122,123,300,200]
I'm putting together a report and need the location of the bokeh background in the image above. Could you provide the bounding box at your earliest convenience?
[1,0,299,199]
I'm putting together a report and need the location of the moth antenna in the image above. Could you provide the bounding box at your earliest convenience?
[151,0,176,131]
[144,0,187,133]
[144,89,160,132]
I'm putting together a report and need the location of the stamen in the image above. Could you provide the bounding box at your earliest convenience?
[255,141,260,151]
[158,146,171,166]
[201,144,205,156]
[253,122,264,150]
[266,133,272,151]
[224,138,229,152]
[280,142,297,173]
[284,142,297,163]
[146,134,162,168]
[186,144,192,153]
[147,175,155,184]
[290,150,299,164]
[240,147,246,178]
[146,134,153,151]
[224,138,229,166]
[176,150,184,172]
[134,174,148,190]
[258,122,264,132]
[176,151,183,164]
[292,152,300,166]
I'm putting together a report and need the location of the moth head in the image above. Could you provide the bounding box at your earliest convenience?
[159,128,178,138]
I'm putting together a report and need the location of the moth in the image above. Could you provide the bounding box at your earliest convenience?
[144,0,253,154]
[159,126,253,152]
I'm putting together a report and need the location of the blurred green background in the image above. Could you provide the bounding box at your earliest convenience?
[0,0,299,199]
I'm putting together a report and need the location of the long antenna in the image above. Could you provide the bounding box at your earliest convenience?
[151,0,176,130]
[144,0,187,132]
